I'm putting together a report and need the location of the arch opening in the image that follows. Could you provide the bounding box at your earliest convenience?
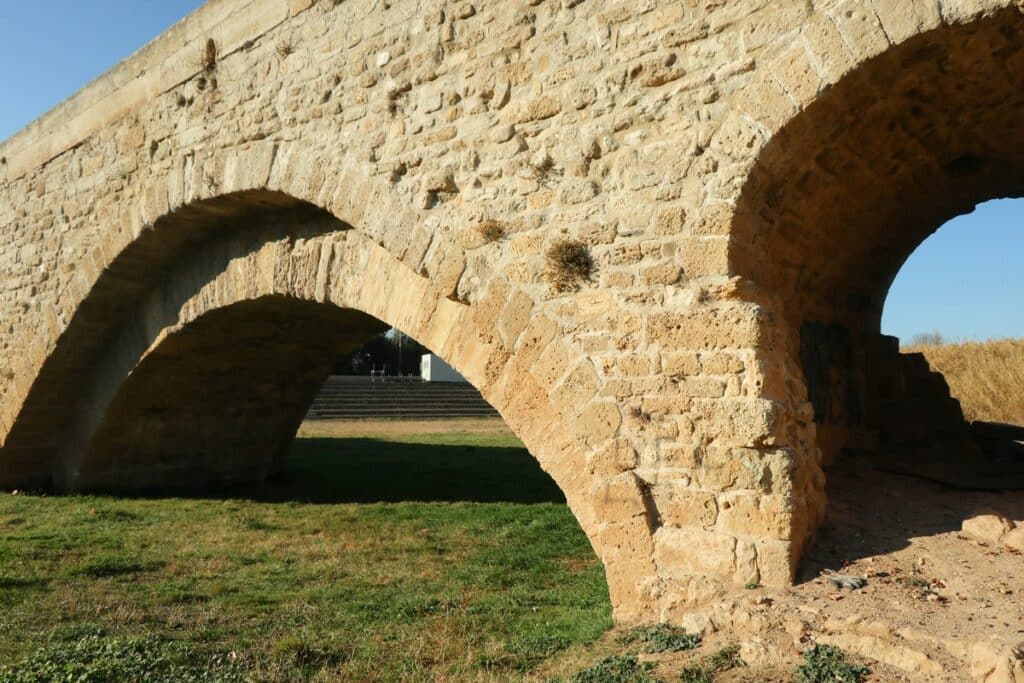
[880,199,1024,482]
[0,185,665,622]
[882,199,1024,350]
[74,297,387,491]
[731,7,1024,473]
[44,198,621,672]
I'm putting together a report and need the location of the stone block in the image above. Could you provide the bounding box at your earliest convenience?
[716,492,793,540]
[655,527,737,578]
[962,514,1015,545]
[770,42,821,108]
[647,306,763,351]
[496,289,534,349]
[873,0,941,44]
[651,482,718,528]
[574,400,623,447]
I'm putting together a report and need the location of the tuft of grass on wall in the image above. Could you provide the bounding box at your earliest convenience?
[477,219,506,243]
[546,239,594,293]
[202,38,217,73]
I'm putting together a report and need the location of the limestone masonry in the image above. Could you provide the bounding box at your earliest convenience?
[1,0,1022,622]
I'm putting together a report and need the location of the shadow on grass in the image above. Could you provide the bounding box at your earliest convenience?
[110,438,566,504]
[265,438,565,504]
[0,576,46,590]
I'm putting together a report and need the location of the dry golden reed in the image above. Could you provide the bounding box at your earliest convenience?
[904,338,1024,425]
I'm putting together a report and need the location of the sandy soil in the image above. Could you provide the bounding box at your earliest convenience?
[646,455,1024,681]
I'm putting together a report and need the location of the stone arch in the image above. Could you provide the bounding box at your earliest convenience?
[728,3,1024,462]
[1,187,661,623]
[0,140,470,487]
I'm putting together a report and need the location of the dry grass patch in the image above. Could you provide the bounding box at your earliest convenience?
[904,337,1024,424]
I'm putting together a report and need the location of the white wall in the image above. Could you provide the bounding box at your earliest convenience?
[420,353,468,383]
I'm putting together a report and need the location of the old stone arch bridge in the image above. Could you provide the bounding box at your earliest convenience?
[0,0,1021,623]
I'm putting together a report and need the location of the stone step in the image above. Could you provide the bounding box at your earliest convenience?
[304,376,498,421]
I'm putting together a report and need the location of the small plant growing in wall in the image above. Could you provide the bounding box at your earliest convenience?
[476,219,505,243]
[202,38,217,73]
[545,238,593,292]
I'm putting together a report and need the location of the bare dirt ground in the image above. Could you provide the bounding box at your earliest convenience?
[636,455,1024,682]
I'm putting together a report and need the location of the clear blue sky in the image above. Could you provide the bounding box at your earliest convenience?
[882,199,1024,343]
[1,3,1021,344]
[0,1,204,141]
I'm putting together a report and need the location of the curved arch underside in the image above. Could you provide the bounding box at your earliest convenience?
[731,8,1024,462]
[732,7,1024,331]
[73,297,386,491]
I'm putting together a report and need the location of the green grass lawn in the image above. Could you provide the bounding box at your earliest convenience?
[0,426,612,681]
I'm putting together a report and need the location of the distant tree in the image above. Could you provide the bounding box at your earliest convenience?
[335,328,427,376]
[910,331,946,347]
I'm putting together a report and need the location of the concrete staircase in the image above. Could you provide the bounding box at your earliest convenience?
[304,376,499,420]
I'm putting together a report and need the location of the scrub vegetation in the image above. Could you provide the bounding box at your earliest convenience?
[906,337,1024,424]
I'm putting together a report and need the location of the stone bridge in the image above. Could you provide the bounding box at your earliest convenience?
[1,0,1021,623]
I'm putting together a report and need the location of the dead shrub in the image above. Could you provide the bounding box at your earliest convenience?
[476,220,505,243]
[545,238,593,292]
[202,38,217,73]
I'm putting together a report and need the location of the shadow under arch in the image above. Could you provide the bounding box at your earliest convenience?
[75,292,567,505]
[0,188,663,622]
[729,6,1024,467]
[0,191,330,488]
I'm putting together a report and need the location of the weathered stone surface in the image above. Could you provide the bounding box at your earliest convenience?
[962,515,1015,545]
[1002,527,1024,553]
[818,633,943,676]
[969,641,1024,683]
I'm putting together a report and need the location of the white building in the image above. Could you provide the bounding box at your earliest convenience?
[420,353,468,383]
